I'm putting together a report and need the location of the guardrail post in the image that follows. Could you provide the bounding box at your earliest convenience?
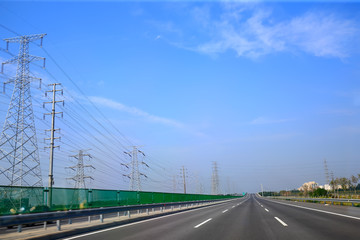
[146,209,149,215]
[152,207,154,213]
[88,216,91,222]
[137,210,140,214]
[56,220,61,231]
[171,205,174,211]
[100,214,104,223]
[44,221,47,230]
[179,204,181,209]
[117,212,120,218]
[128,210,131,218]
[68,218,72,224]
[17,224,22,233]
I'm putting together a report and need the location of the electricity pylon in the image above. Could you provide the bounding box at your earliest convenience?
[324,158,330,185]
[179,166,187,194]
[211,161,219,195]
[123,146,148,191]
[0,34,46,187]
[66,150,94,189]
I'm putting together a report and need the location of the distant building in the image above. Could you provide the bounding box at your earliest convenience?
[298,181,318,191]
[319,184,342,190]
[318,184,331,191]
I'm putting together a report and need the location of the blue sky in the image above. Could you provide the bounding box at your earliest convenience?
[0,1,360,193]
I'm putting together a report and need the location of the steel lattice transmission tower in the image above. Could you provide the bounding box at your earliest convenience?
[123,146,148,191]
[180,166,187,194]
[211,161,219,195]
[324,158,330,186]
[0,34,46,187]
[66,150,95,189]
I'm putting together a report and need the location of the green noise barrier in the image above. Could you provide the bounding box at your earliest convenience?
[0,185,240,216]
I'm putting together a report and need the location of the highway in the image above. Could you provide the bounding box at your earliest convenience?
[62,194,360,240]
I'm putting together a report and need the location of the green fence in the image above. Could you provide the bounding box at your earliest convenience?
[0,186,240,216]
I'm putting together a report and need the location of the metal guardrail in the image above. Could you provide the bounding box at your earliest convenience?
[0,199,228,232]
[270,196,360,205]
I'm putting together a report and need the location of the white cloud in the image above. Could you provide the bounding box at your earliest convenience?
[199,9,357,58]
[286,12,357,58]
[89,96,185,128]
[249,117,293,125]
[166,5,359,59]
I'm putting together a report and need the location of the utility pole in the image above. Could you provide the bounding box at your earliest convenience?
[0,34,46,187]
[123,146,148,191]
[211,161,219,195]
[261,184,264,197]
[66,150,95,189]
[181,166,187,194]
[43,83,63,206]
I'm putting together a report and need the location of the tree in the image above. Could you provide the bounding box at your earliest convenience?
[330,179,336,194]
[333,178,341,198]
[310,188,327,197]
[339,177,350,192]
[351,175,358,194]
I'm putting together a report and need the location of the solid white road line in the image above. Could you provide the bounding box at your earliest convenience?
[265,199,360,221]
[261,205,263,207]
[274,217,288,227]
[194,218,212,228]
[222,209,228,213]
[265,208,269,212]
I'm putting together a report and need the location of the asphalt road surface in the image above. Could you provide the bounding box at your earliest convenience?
[62,194,360,240]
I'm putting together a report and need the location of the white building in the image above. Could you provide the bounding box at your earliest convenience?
[298,181,318,191]
[318,184,331,191]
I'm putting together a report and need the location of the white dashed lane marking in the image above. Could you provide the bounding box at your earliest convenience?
[274,217,288,227]
[194,218,212,228]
